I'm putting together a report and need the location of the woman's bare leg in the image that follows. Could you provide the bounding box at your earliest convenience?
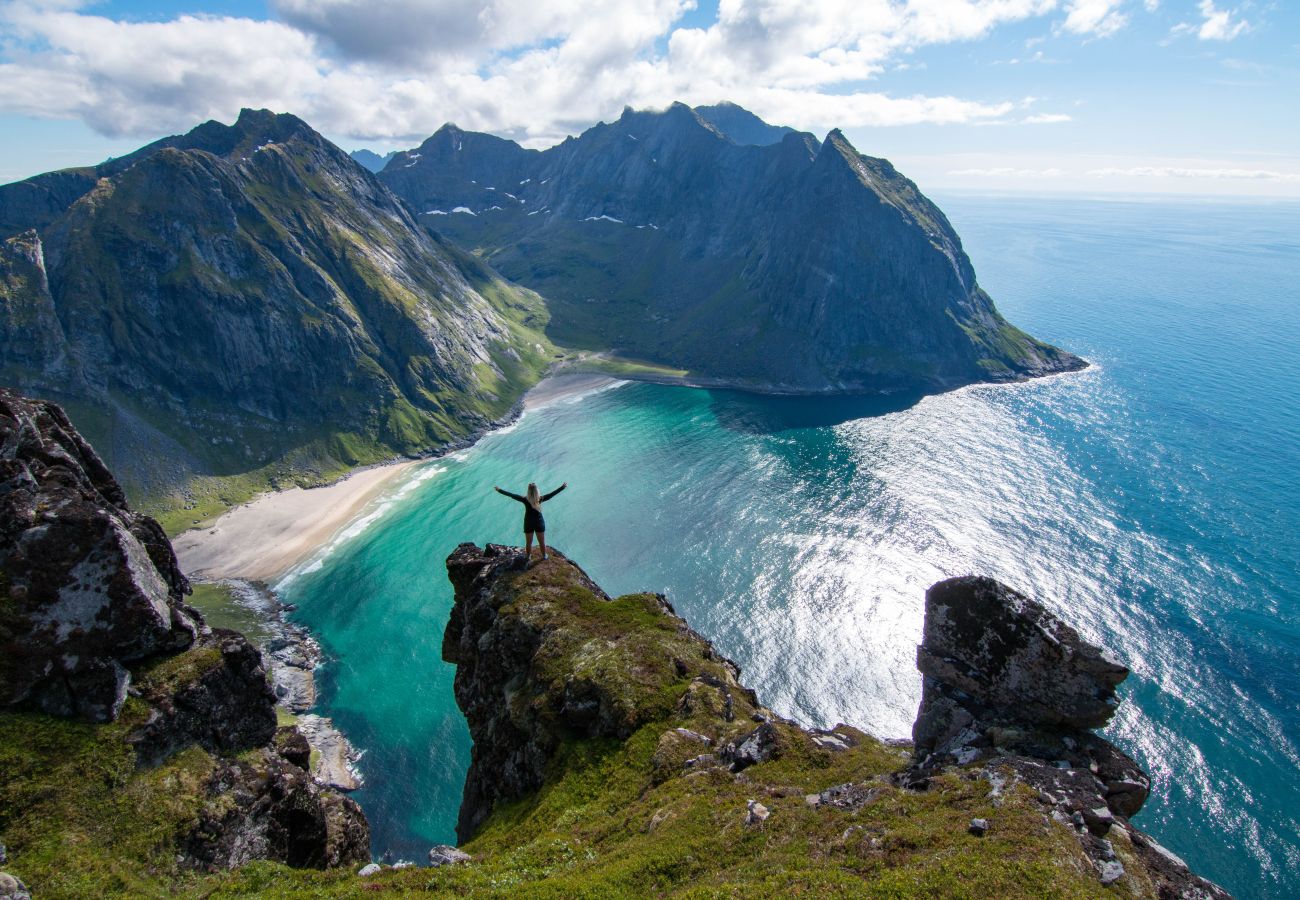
[538,532,548,560]
[525,531,534,558]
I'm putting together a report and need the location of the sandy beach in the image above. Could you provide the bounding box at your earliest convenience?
[174,372,625,584]
[173,460,421,582]
[523,372,620,410]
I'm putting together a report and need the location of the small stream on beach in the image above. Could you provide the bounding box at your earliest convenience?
[228,196,1298,897]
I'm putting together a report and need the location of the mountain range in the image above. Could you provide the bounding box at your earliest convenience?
[379,101,1083,392]
[1,102,1082,527]
[0,109,554,528]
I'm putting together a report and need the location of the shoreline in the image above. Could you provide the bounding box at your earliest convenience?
[558,352,1090,399]
[169,371,629,799]
[174,370,627,585]
[172,460,422,583]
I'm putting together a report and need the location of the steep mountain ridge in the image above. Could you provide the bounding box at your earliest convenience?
[382,101,1083,392]
[0,110,555,527]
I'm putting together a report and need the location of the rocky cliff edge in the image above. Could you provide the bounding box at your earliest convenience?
[426,543,1228,897]
[0,389,368,894]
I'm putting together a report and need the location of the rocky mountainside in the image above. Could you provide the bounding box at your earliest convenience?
[0,389,369,893]
[0,109,555,529]
[381,102,1084,393]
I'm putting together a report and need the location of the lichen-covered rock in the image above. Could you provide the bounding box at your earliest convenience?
[126,628,278,767]
[428,844,472,867]
[915,576,1127,743]
[0,388,197,722]
[443,542,758,841]
[0,871,31,900]
[909,575,1229,898]
[273,723,312,770]
[180,747,370,871]
[0,391,370,883]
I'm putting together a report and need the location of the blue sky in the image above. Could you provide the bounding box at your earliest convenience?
[1,0,1296,196]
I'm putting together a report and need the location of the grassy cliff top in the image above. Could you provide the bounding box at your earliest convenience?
[2,548,1176,897]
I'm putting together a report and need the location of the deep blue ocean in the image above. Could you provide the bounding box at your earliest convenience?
[272,195,1300,897]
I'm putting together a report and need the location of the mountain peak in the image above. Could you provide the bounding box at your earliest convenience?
[694,102,796,146]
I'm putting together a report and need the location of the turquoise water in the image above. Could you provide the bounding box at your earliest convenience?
[277,195,1300,896]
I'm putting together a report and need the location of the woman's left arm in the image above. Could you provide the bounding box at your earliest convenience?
[541,482,568,501]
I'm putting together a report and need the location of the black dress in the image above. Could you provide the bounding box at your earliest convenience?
[497,485,565,533]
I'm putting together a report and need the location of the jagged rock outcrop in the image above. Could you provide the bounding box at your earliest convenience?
[180,748,370,870]
[913,575,1129,755]
[912,575,1229,897]
[0,389,368,874]
[444,542,762,840]
[126,626,278,768]
[385,102,1085,393]
[0,388,197,721]
[0,109,554,511]
[442,543,1226,896]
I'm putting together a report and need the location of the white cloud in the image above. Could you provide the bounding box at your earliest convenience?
[1172,1,1250,42]
[1087,166,1299,180]
[0,0,1117,146]
[1023,112,1072,123]
[1061,0,1128,37]
[949,166,1066,176]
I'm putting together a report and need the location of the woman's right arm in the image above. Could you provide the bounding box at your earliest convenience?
[495,487,526,502]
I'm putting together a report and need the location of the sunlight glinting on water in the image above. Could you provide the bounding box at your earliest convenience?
[269,197,1300,895]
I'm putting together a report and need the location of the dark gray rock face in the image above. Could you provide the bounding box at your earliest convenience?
[127,627,279,767]
[911,575,1230,899]
[384,102,1086,393]
[914,575,1128,750]
[180,748,370,871]
[912,576,1141,804]
[0,388,197,722]
[0,388,369,870]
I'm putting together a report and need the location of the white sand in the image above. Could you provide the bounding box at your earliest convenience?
[173,460,420,582]
[173,373,624,584]
[523,372,620,410]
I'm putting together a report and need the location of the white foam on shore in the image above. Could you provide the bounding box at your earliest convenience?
[276,463,446,590]
[272,375,626,590]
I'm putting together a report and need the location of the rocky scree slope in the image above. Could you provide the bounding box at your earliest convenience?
[265,541,1222,897]
[0,109,555,529]
[0,389,369,896]
[382,102,1084,393]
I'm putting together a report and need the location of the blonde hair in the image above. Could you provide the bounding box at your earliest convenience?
[526,483,541,509]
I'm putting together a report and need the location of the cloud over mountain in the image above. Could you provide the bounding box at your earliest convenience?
[0,0,1163,146]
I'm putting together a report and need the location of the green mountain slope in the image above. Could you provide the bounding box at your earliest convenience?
[0,110,556,530]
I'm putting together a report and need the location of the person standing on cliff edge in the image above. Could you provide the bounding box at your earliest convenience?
[494,481,566,563]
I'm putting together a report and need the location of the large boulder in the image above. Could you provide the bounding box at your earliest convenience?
[180,748,370,871]
[0,388,197,722]
[912,575,1152,822]
[913,575,1127,757]
[126,627,279,768]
